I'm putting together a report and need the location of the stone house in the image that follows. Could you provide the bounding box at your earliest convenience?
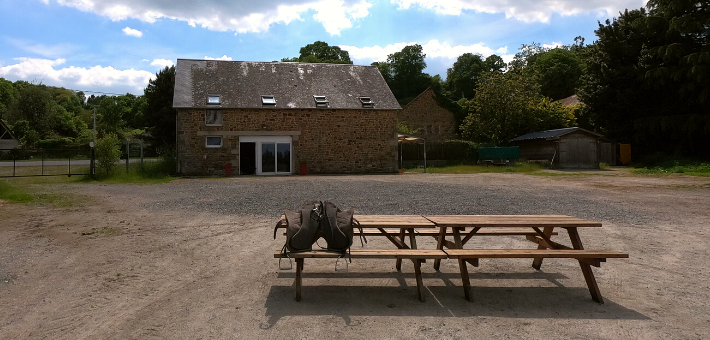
[398,88,458,141]
[172,59,401,176]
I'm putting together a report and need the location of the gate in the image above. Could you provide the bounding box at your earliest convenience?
[0,148,94,178]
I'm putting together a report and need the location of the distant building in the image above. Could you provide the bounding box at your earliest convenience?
[557,94,581,106]
[0,120,19,149]
[511,127,616,169]
[172,59,401,176]
[398,88,458,142]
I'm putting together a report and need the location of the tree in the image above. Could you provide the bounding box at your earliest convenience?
[143,66,177,152]
[6,85,57,140]
[373,44,436,105]
[444,53,505,100]
[282,41,353,64]
[533,48,584,100]
[0,77,18,120]
[95,133,121,177]
[460,72,576,145]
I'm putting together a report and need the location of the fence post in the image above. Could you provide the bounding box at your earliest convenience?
[42,150,44,176]
[140,140,144,169]
[126,139,130,173]
[90,144,96,179]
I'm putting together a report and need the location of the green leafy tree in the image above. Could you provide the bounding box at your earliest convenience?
[0,77,18,120]
[282,41,353,64]
[373,44,437,105]
[95,133,121,177]
[533,48,584,100]
[6,85,57,140]
[444,53,505,100]
[143,66,177,152]
[98,97,127,136]
[461,72,576,145]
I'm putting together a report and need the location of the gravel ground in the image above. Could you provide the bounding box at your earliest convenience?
[1,171,709,339]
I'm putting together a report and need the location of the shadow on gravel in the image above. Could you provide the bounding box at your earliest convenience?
[260,271,648,328]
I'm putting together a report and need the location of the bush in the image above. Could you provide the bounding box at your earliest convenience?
[95,134,121,177]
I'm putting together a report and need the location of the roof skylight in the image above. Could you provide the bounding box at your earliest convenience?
[313,95,329,108]
[207,95,221,105]
[261,95,276,105]
[359,96,374,108]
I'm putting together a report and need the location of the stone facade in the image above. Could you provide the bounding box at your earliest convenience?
[177,108,399,175]
[398,88,458,141]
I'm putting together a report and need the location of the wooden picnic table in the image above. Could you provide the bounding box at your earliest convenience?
[422,214,627,303]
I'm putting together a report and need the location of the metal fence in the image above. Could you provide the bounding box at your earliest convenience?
[0,148,94,178]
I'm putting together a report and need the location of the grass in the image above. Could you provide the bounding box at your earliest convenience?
[88,158,178,184]
[0,181,34,203]
[633,159,710,177]
[405,163,543,174]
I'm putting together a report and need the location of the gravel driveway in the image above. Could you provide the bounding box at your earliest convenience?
[1,171,709,339]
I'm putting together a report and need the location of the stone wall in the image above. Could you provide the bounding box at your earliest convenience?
[398,88,457,141]
[177,108,398,175]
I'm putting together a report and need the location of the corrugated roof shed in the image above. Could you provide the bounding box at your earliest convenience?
[510,127,606,142]
[173,59,401,110]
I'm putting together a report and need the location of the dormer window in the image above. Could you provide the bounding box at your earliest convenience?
[261,95,276,106]
[313,95,329,108]
[207,95,220,105]
[359,96,374,108]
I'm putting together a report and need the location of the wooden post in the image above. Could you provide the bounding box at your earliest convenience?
[532,226,554,270]
[434,225,447,271]
[295,258,304,302]
[568,227,603,303]
[414,259,425,302]
[452,227,472,301]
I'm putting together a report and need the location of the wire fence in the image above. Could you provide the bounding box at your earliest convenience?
[0,148,93,178]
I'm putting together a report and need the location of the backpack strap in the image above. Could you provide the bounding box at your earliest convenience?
[353,217,366,247]
[273,218,287,239]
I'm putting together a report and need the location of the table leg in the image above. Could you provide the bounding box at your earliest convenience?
[434,225,447,271]
[458,257,472,302]
[568,227,603,303]
[295,258,304,302]
[532,226,554,270]
[396,228,406,271]
[414,259,426,302]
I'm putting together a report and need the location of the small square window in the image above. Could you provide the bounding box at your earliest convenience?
[261,95,276,105]
[359,96,374,108]
[313,95,329,108]
[207,95,220,105]
[205,110,223,126]
[206,136,222,148]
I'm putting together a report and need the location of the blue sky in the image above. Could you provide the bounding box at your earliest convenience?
[0,0,648,96]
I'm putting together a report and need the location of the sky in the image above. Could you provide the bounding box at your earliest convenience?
[0,0,648,96]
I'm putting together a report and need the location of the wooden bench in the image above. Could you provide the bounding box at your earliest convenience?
[274,249,448,302]
[445,249,629,303]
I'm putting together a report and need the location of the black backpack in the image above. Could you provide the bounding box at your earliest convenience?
[275,201,365,255]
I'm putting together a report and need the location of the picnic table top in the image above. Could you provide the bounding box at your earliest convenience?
[278,214,600,229]
[423,215,602,228]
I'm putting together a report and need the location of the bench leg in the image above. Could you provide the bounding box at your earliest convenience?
[414,259,425,302]
[458,258,472,302]
[396,229,406,271]
[568,228,603,303]
[295,258,304,302]
[532,226,554,270]
[434,226,447,271]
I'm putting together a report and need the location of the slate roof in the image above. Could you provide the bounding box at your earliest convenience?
[173,59,401,110]
[510,127,605,142]
[557,94,581,106]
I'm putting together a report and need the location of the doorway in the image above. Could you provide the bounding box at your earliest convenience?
[239,136,292,175]
[239,142,256,175]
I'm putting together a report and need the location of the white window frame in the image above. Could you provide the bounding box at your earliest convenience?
[313,95,329,108]
[359,96,374,108]
[239,135,292,175]
[205,136,223,148]
[261,95,276,106]
[205,109,223,126]
[207,95,221,105]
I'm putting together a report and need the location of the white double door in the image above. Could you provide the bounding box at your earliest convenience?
[240,136,292,175]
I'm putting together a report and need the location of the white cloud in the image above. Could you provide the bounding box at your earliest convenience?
[0,57,154,95]
[122,26,143,37]
[7,38,77,59]
[204,55,233,61]
[391,0,648,23]
[341,40,513,65]
[46,0,372,35]
[543,41,563,49]
[150,58,174,68]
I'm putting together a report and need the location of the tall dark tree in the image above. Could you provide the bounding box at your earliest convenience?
[374,44,435,105]
[282,41,353,64]
[0,77,18,120]
[143,66,176,152]
[533,48,584,100]
[445,53,504,100]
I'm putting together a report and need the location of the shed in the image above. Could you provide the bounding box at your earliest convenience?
[510,127,616,169]
[0,120,19,149]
